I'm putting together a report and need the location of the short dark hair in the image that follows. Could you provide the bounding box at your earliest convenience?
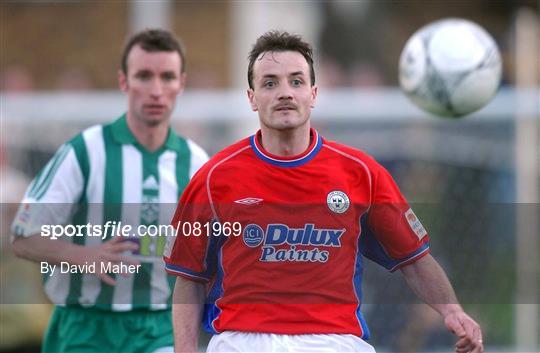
[247,31,315,89]
[121,29,186,74]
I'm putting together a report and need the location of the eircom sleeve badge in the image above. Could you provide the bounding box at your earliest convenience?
[404,208,427,240]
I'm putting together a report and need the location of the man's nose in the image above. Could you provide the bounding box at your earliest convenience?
[277,83,293,100]
[150,79,163,97]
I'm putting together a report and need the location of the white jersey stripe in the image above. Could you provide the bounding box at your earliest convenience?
[187,139,209,178]
[111,144,143,311]
[80,274,101,307]
[120,144,142,234]
[83,125,105,204]
[158,151,179,205]
[152,151,179,310]
[121,145,143,204]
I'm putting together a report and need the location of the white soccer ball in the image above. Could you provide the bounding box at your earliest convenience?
[399,18,502,118]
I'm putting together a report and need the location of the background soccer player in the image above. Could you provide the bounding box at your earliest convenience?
[11,29,208,353]
[166,31,483,353]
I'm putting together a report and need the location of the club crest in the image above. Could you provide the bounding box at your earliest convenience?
[326,190,350,214]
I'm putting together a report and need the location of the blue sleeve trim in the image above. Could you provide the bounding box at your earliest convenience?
[388,244,430,272]
[164,262,210,282]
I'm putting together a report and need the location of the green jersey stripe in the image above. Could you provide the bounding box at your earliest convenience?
[103,123,123,236]
[95,123,123,309]
[70,133,91,196]
[133,263,153,309]
[26,173,43,200]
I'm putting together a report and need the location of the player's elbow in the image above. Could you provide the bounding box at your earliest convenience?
[11,237,27,259]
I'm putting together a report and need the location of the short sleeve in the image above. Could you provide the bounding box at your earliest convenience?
[360,166,430,271]
[163,169,217,283]
[11,143,84,238]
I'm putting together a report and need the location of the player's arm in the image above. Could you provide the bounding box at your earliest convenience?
[366,165,483,352]
[10,142,138,285]
[172,277,205,353]
[12,236,139,286]
[400,254,483,353]
[164,164,215,352]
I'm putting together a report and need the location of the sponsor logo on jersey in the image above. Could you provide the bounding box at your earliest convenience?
[404,208,427,240]
[142,175,159,190]
[141,194,159,224]
[243,223,345,263]
[327,190,350,214]
[16,203,32,224]
[234,197,264,206]
[243,224,265,247]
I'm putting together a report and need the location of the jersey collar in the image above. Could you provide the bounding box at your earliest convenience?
[111,113,182,151]
[250,128,323,168]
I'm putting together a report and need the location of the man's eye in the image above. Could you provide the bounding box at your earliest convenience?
[292,79,303,86]
[263,81,275,88]
[136,72,152,80]
[162,74,177,82]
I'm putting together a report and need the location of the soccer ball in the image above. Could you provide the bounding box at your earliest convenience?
[399,18,502,118]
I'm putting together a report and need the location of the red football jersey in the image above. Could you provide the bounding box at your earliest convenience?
[164,129,429,339]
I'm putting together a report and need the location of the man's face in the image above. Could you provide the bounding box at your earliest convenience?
[247,51,317,131]
[119,45,185,127]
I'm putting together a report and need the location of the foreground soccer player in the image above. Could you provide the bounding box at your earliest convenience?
[11,29,208,353]
[165,31,483,353]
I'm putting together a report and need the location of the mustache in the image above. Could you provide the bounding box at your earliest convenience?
[273,103,297,110]
[143,104,166,108]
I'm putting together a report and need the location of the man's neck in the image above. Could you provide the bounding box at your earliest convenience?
[260,124,311,157]
[126,113,169,152]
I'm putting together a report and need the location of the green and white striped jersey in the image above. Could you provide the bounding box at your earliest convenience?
[12,115,209,311]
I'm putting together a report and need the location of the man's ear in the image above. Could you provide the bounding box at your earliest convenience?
[310,85,318,108]
[178,72,187,96]
[247,88,258,112]
[118,70,128,92]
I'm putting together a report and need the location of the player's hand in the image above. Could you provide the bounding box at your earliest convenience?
[444,310,483,353]
[81,236,140,286]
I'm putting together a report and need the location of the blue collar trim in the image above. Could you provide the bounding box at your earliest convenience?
[250,130,323,168]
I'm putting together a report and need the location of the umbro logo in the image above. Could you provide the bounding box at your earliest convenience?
[234,197,263,205]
